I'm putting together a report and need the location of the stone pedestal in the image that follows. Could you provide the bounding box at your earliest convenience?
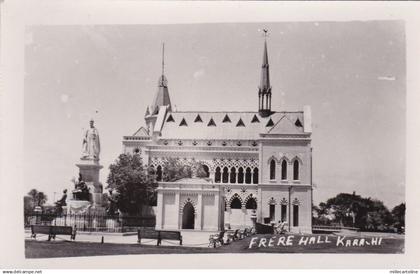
[76,158,104,208]
[66,200,91,214]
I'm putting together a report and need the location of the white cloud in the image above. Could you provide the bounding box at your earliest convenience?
[377,76,396,81]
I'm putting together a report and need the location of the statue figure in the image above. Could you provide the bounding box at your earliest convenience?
[72,173,90,201]
[81,119,100,160]
[55,189,67,215]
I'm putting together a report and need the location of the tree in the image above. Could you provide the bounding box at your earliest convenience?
[162,158,192,182]
[161,158,209,181]
[27,189,48,207]
[24,196,34,215]
[391,203,405,229]
[325,193,363,227]
[322,192,393,231]
[106,153,157,215]
[195,162,208,178]
[364,199,393,231]
[312,202,333,225]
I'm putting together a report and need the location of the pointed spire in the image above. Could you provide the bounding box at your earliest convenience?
[258,29,272,118]
[162,42,165,76]
[151,42,172,113]
[259,35,271,95]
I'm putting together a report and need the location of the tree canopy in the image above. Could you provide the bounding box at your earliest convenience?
[27,189,48,207]
[314,192,403,232]
[106,152,157,215]
[161,158,208,182]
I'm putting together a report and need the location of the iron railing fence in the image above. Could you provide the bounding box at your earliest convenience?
[24,212,155,233]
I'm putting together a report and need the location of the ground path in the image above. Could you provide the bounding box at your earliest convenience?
[25,232,404,258]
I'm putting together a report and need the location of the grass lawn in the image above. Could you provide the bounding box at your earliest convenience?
[25,233,404,258]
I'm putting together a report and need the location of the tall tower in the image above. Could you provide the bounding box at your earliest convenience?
[258,31,272,117]
[145,43,172,133]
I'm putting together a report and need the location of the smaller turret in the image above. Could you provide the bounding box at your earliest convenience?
[145,43,172,133]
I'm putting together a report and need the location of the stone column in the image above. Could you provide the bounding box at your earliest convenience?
[210,171,215,182]
[257,187,263,223]
[156,192,164,229]
[175,192,180,229]
[196,194,202,230]
[287,161,292,183]
[225,206,231,229]
[214,192,221,230]
[242,205,247,227]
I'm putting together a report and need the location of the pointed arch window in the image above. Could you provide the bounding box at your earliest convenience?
[222,167,229,183]
[295,118,303,127]
[253,168,259,184]
[156,165,162,182]
[194,114,203,123]
[293,160,300,180]
[281,160,287,180]
[230,167,236,183]
[245,197,257,209]
[237,167,244,184]
[222,114,231,123]
[215,167,221,183]
[207,118,216,127]
[245,167,252,184]
[293,204,299,227]
[230,197,242,209]
[270,159,276,180]
[202,165,210,178]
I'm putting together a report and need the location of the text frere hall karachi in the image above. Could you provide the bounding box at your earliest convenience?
[121,37,314,234]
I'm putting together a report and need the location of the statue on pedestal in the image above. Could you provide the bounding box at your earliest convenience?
[81,119,100,160]
[72,173,90,201]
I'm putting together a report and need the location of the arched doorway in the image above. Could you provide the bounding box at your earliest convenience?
[182,202,195,229]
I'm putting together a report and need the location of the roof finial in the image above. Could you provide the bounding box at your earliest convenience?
[262,28,269,39]
[162,42,165,76]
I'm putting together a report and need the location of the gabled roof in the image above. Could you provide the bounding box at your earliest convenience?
[133,126,149,137]
[267,115,303,135]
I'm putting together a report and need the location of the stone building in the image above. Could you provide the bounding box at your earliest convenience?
[122,38,313,233]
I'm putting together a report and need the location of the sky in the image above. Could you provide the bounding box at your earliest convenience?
[23,21,405,209]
